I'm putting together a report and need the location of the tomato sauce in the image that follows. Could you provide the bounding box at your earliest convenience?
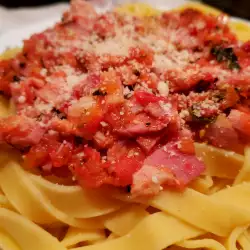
[1,0,250,196]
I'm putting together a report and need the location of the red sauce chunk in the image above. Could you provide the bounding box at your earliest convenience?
[1,0,250,196]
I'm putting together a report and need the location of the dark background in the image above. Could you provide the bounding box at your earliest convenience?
[1,0,250,20]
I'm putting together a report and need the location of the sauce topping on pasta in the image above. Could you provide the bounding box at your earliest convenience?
[0,0,250,196]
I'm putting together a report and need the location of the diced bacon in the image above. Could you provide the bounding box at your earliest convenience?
[67,0,97,20]
[93,131,114,148]
[131,141,205,196]
[136,134,161,153]
[126,98,144,114]
[144,102,165,117]
[72,0,96,17]
[0,116,45,147]
[94,14,116,38]
[73,73,101,98]
[205,114,239,149]
[10,77,45,112]
[144,101,174,123]
[116,113,169,137]
[132,165,176,196]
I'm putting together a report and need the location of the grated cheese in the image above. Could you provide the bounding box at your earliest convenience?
[157,81,169,96]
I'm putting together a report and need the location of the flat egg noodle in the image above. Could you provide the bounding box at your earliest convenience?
[61,227,106,248]
[0,161,108,228]
[29,173,125,218]
[0,208,66,250]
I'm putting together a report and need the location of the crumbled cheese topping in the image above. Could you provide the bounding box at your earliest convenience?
[157,81,169,96]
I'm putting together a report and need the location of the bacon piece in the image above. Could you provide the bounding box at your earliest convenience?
[0,116,45,147]
[204,115,239,149]
[116,113,169,137]
[131,141,205,196]
[136,134,161,153]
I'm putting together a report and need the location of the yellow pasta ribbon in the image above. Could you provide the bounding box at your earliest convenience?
[233,147,250,185]
[71,212,203,250]
[29,173,124,218]
[151,186,250,236]
[62,227,105,248]
[116,3,160,17]
[0,229,21,250]
[0,162,106,228]
[195,143,244,179]
[225,225,249,250]
[0,208,66,250]
[103,204,149,236]
[0,48,21,60]
[177,238,225,250]
[238,231,250,250]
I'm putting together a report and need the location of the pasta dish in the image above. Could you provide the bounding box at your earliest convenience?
[1,1,250,249]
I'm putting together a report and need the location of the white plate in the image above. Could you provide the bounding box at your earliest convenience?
[0,2,249,53]
[0,18,61,52]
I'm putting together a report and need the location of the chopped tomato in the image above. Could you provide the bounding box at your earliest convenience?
[221,86,239,110]
[100,70,124,105]
[24,136,73,169]
[129,47,153,66]
[50,141,73,168]
[73,145,141,187]
[242,41,250,53]
[134,91,165,106]
[112,156,142,186]
[68,96,103,138]
[228,109,250,137]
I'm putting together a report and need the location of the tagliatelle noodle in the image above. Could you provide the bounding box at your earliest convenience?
[225,225,249,250]
[28,174,125,218]
[61,227,106,248]
[177,239,226,250]
[0,162,117,228]
[233,147,250,185]
[189,175,214,194]
[1,2,250,250]
[70,212,203,250]
[0,208,66,250]
[238,231,250,250]
[0,229,21,250]
[194,143,244,179]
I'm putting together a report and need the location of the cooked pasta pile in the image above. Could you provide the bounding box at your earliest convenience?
[1,2,250,250]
